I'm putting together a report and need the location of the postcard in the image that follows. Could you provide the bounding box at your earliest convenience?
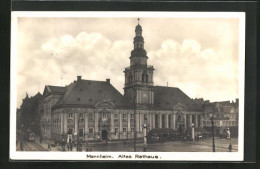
[10,11,245,161]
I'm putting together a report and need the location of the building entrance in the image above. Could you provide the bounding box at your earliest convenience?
[101,130,108,140]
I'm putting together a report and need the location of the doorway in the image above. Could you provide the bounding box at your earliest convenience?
[101,130,108,140]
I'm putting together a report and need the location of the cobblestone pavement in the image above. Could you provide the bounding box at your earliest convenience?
[17,137,238,152]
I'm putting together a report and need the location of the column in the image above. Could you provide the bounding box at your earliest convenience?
[159,114,162,128]
[119,111,122,139]
[173,114,176,130]
[140,112,142,132]
[127,112,131,133]
[74,112,78,135]
[183,114,186,128]
[84,111,88,140]
[94,110,99,137]
[152,114,155,129]
[110,111,114,135]
[149,112,152,129]
[165,114,169,128]
[200,115,204,128]
[189,114,192,127]
[60,112,64,135]
[135,110,139,132]
[64,111,67,134]
[195,114,198,127]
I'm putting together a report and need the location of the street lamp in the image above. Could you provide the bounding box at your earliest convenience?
[191,123,195,141]
[211,116,216,152]
[143,123,147,152]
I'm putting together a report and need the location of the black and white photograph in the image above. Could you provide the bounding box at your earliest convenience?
[10,12,245,161]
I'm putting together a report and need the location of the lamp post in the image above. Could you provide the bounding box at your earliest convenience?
[143,123,147,152]
[191,123,195,141]
[211,116,216,152]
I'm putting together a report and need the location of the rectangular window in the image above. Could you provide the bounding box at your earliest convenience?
[102,113,107,121]
[69,113,73,118]
[89,128,93,134]
[114,128,118,135]
[79,129,83,137]
[114,114,118,119]
[131,128,134,133]
[123,114,127,122]
[131,114,134,119]
[123,128,127,133]
[144,114,148,121]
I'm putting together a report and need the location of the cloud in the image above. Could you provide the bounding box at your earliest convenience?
[149,39,239,101]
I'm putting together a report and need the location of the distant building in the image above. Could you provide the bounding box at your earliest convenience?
[36,20,239,142]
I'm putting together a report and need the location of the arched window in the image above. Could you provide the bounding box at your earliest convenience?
[142,72,148,82]
[128,73,133,83]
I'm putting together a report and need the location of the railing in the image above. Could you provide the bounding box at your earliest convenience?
[125,65,154,70]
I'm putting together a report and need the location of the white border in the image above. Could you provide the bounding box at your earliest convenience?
[10,11,245,161]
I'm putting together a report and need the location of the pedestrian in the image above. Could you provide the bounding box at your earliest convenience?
[20,142,23,151]
[124,140,126,148]
[228,143,232,152]
[86,147,89,152]
[184,136,187,143]
[67,144,69,151]
[70,143,72,151]
[48,143,51,151]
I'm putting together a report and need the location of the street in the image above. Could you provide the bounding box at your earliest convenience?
[17,137,238,152]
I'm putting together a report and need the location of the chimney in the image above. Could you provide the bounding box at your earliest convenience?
[106,79,110,84]
[77,76,81,81]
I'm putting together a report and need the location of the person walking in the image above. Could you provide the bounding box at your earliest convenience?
[48,143,51,151]
[228,143,232,152]
[20,142,24,151]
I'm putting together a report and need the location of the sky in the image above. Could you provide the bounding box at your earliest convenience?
[14,15,240,107]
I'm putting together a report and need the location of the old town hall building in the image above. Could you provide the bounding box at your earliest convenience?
[39,20,239,142]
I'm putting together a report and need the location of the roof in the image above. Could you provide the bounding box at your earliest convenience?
[135,24,142,31]
[43,85,66,96]
[56,79,132,108]
[187,98,204,111]
[130,48,147,58]
[154,86,192,109]
[48,86,66,93]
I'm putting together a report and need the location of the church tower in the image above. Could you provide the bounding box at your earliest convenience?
[124,18,155,108]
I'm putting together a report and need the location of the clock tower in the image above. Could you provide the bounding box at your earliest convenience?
[124,18,155,108]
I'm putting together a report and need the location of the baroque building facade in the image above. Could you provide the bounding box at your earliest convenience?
[39,20,239,142]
